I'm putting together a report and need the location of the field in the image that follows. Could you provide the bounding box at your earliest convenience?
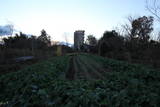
[0,53,160,106]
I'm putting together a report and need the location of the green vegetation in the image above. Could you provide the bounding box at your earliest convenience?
[0,56,70,106]
[0,54,160,106]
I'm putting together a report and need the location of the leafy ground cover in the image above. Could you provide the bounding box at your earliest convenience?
[0,53,160,106]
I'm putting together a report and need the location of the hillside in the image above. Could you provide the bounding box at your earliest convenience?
[0,53,160,106]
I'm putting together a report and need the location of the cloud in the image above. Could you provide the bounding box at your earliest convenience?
[0,24,14,36]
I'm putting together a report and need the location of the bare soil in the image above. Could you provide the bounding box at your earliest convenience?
[65,54,112,80]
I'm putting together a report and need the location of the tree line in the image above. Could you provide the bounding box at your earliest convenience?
[0,29,73,73]
[85,16,160,68]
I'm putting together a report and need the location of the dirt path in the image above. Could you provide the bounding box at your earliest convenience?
[65,54,111,80]
[65,56,75,80]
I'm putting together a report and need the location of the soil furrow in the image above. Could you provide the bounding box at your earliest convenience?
[78,55,103,79]
[65,56,75,80]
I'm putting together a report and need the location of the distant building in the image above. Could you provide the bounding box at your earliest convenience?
[74,30,85,51]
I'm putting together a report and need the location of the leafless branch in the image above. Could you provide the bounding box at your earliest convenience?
[146,0,160,22]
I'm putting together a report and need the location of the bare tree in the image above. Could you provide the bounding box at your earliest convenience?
[146,0,160,22]
[122,15,154,42]
[121,16,135,40]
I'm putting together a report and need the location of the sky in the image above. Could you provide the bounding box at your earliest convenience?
[0,0,157,43]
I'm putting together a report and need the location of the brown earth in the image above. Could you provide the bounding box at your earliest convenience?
[65,54,112,80]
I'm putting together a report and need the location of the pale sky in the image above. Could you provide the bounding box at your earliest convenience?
[0,0,156,43]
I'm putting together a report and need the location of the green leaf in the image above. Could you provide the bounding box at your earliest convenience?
[38,89,47,95]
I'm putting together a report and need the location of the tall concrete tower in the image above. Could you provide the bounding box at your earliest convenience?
[74,30,85,51]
